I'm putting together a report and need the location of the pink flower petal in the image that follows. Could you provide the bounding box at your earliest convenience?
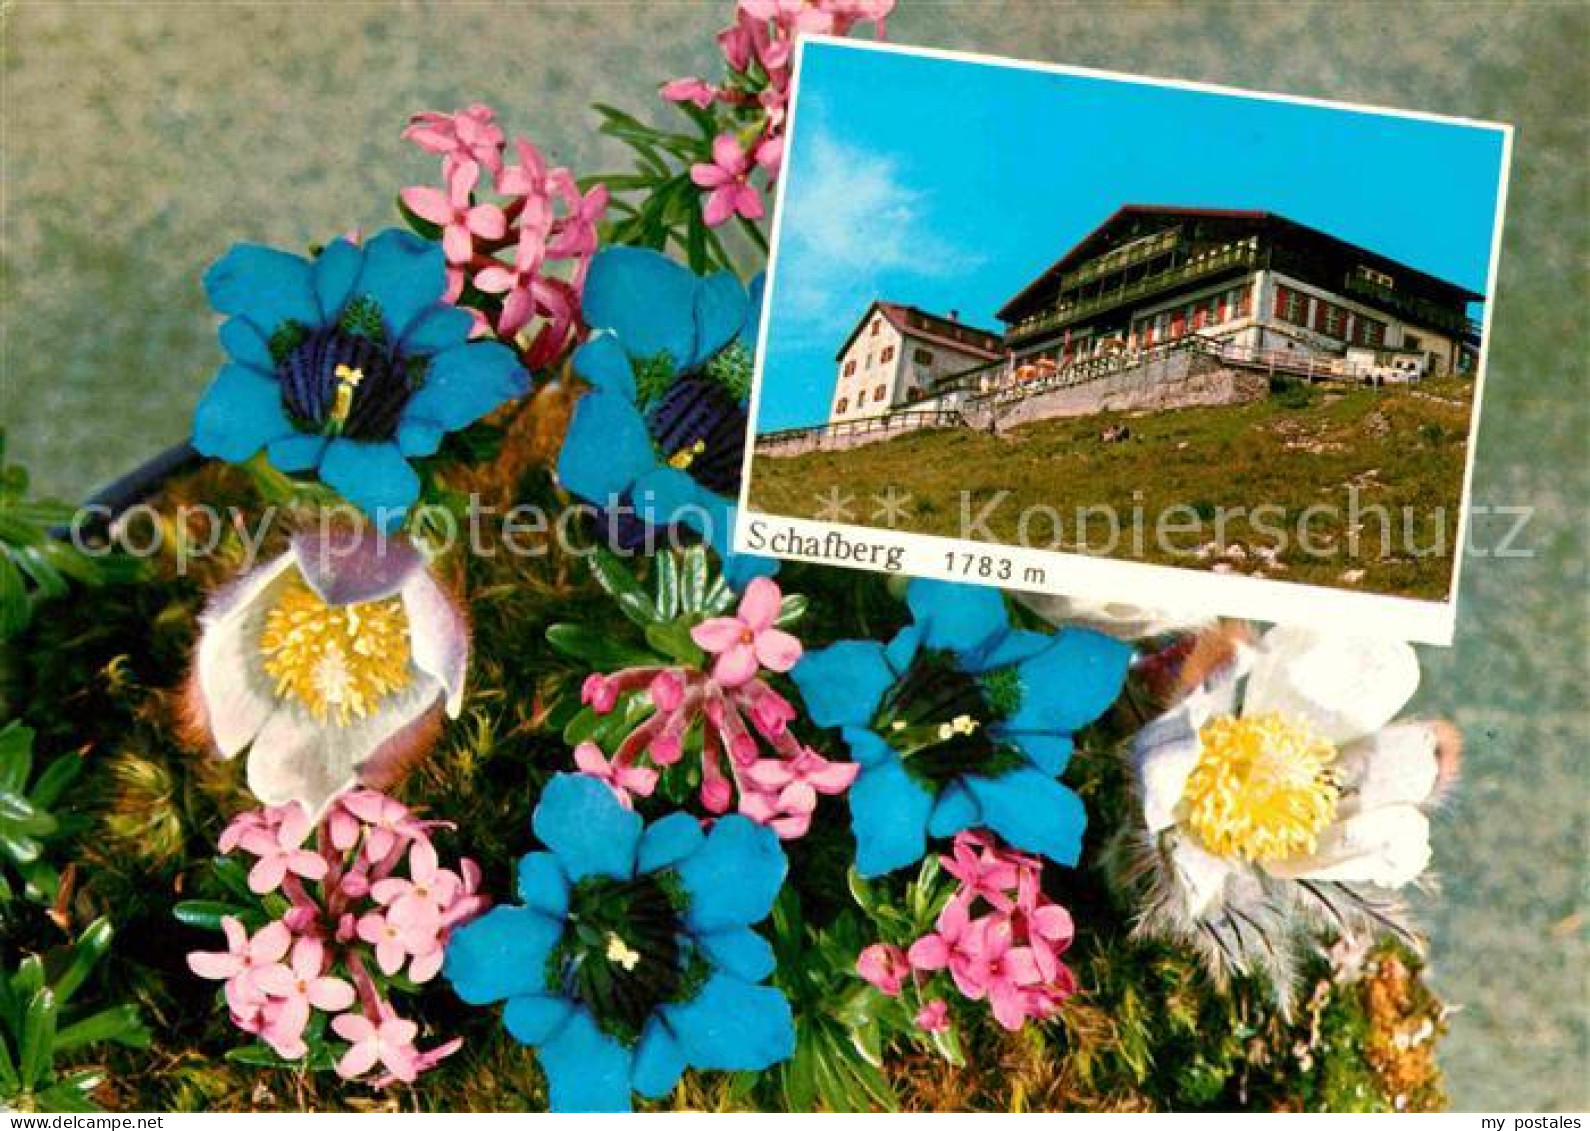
[753,628,802,673]
[712,643,760,689]
[737,577,781,632]
[691,616,747,653]
[399,185,454,226]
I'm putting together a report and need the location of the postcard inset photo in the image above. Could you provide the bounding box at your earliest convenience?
[737,39,1511,645]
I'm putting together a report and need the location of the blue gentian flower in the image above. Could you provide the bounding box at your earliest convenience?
[192,229,528,528]
[555,246,775,589]
[791,580,1133,878]
[444,774,795,1112]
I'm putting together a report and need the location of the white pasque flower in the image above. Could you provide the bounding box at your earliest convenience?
[190,529,466,815]
[1133,624,1441,920]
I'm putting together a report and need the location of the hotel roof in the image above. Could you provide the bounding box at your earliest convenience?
[996,204,1484,322]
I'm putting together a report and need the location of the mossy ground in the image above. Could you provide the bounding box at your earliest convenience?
[1,395,1447,1111]
[749,379,1475,602]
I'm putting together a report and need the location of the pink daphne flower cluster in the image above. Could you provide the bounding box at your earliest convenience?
[400,104,606,368]
[857,831,1080,1032]
[576,577,857,838]
[664,0,894,226]
[186,792,488,1085]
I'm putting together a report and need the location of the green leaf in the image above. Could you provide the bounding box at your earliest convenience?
[775,594,809,629]
[0,721,33,791]
[0,556,28,640]
[545,623,658,669]
[588,551,658,627]
[54,1005,148,1052]
[52,918,113,1005]
[35,1074,104,1112]
[680,545,709,612]
[172,901,247,933]
[27,753,81,811]
[644,621,704,667]
[0,1028,20,1093]
[653,552,680,622]
[20,988,57,1090]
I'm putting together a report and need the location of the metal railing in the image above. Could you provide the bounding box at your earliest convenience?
[755,408,965,451]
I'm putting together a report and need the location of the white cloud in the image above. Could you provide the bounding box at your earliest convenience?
[772,120,980,333]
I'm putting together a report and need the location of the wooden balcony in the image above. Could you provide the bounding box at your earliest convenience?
[1008,242,1259,345]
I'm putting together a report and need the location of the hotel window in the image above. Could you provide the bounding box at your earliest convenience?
[1353,316,1387,348]
[874,384,887,402]
[1170,309,1187,338]
[843,359,856,377]
[1322,304,1347,339]
[1192,304,1207,330]
[1237,285,1253,317]
[914,348,934,365]
[1275,285,1308,326]
[836,397,849,414]
[870,319,880,336]
[881,345,895,364]
[1355,265,1395,289]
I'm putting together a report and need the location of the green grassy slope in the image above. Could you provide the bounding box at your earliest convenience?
[748,379,1476,602]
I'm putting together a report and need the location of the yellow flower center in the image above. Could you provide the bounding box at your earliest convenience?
[1182,712,1340,862]
[327,363,365,433]
[605,932,641,971]
[667,439,707,471]
[259,576,411,724]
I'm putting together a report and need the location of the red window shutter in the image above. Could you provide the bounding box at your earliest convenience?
[1239,288,1252,317]
[1273,285,1290,318]
[1172,311,1186,337]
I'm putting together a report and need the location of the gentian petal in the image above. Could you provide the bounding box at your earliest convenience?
[267,434,328,473]
[398,304,477,357]
[696,927,776,982]
[977,627,1056,671]
[515,851,570,920]
[926,780,980,839]
[840,726,896,769]
[677,815,786,933]
[661,972,795,1072]
[556,391,656,504]
[502,994,576,1046]
[192,364,295,463]
[536,1008,635,1113]
[571,334,638,400]
[963,768,1087,867]
[443,905,561,1004]
[1006,730,1075,776]
[1007,629,1133,734]
[691,270,751,370]
[356,229,448,341]
[580,246,699,367]
[532,773,642,882]
[636,811,705,875]
[849,759,934,878]
[203,244,318,331]
[401,341,528,435]
[218,317,275,374]
[312,238,364,321]
[790,642,894,729]
[741,272,765,346]
[883,626,921,675]
[317,438,421,530]
[631,1019,687,1099]
[907,579,1010,658]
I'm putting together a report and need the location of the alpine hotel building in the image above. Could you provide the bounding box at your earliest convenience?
[826,205,1483,425]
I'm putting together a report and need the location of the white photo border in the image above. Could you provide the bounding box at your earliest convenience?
[734,35,1515,648]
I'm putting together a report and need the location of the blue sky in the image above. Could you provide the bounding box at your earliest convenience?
[753,41,1508,433]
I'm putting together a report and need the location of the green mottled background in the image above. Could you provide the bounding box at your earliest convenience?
[2,0,1585,1111]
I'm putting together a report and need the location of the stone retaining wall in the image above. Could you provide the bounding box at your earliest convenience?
[754,351,1269,458]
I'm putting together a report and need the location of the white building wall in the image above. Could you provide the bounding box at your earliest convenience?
[829,313,903,423]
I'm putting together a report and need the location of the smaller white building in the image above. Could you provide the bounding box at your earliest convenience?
[829,302,1004,424]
